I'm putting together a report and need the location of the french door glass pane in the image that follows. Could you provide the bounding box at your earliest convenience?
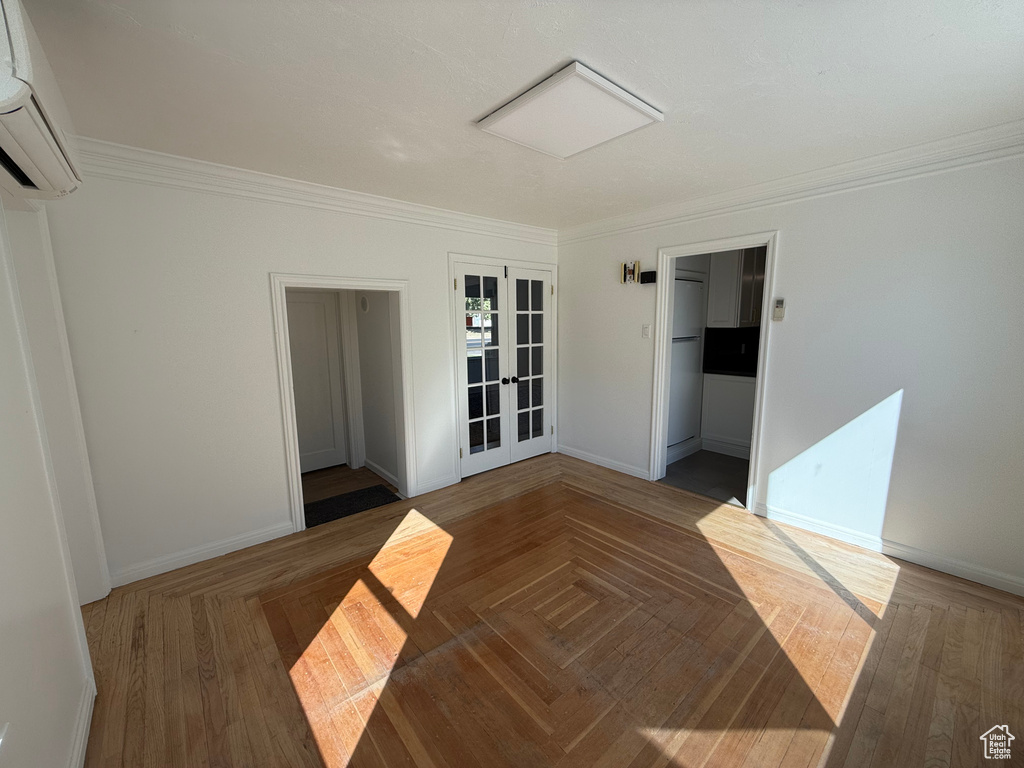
[465,275,480,299]
[485,383,500,415]
[531,280,543,310]
[517,347,529,377]
[484,348,499,381]
[517,380,529,409]
[467,313,481,345]
[532,378,543,407]
[469,421,484,453]
[532,346,542,376]
[468,355,482,384]
[516,315,529,345]
[532,408,543,438]
[531,314,543,344]
[483,277,499,308]
[468,386,483,420]
[518,412,530,442]
[486,417,500,450]
[517,279,529,311]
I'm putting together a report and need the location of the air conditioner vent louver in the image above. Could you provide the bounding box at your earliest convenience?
[0,133,37,188]
[0,0,81,200]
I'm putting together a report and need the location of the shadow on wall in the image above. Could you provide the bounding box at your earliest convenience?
[765,390,904,546]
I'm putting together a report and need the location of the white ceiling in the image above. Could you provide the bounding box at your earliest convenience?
[26,0,1024,230]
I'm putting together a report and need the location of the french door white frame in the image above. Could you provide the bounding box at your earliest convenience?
[447,252,558,482]
[649,231,779,511]
[271,273,417,532]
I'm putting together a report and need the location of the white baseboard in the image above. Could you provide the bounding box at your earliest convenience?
[364,459,400,490]
[557,445,651,480]
[879,538,1024,597]
[667,437,703,465]
[68,680,95,768]
[754,502,884,552]
[413,473,459,496]
[754,502,1024,598]
[701,438,750,459]
[110,521,294,587]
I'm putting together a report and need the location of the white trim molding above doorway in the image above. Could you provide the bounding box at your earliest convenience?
[649,231,779,511]
[270,272,418,533]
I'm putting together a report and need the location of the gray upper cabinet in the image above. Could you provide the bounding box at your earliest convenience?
[706,248,766,328]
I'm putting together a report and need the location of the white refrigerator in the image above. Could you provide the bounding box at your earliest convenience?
[667,279,704,447]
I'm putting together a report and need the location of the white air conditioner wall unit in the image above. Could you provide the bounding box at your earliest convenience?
[0,0,81,199]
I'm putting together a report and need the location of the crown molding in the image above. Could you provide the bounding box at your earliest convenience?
[558,119,1024,245]
[74,137,558,247]
[73,121,1024,249]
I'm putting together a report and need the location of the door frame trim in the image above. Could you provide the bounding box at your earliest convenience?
[447,252,558,482]
[649,231,778,512]
[271,273,417,532]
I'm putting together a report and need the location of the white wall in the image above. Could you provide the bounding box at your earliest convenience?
[355,290,400,484]
[44,170,556,584]
[558,156,1024,590]
[0,203,93,768]
[5,207,110,604]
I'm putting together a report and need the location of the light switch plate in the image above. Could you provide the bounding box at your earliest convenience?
[642,324,651,338]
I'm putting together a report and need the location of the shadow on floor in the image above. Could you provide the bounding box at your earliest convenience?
[267,480,867,767]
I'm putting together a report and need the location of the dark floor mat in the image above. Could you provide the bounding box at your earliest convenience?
[304,484,401,528]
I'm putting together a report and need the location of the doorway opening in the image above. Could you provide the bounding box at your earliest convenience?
[649,233,777,510]
[271,274,416,532]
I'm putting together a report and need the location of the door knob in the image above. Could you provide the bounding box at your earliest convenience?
[501,377,510,385]
[510,376,519,383]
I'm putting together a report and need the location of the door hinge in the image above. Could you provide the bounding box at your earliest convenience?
[460,447,463,459]
[551,285,554,295]
[454,278,457,290]
[551,426,554,435]
[504,266,508,278]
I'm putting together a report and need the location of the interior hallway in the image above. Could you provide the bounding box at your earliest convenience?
[79,454,1024,767]
[301,464,398,504]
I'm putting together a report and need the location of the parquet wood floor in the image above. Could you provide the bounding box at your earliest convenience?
[80,454,1024,767]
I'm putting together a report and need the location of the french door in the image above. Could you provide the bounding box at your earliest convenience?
[454,261,553,477]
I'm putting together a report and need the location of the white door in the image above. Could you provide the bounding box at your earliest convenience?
[668,340,702,445]
[455,263,552,477]
[287,291,348,472]
[668,279,704,446]
[508,268,553,464]
[673,279,704,338]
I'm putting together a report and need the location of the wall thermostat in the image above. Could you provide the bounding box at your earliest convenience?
[772,297,785,321]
